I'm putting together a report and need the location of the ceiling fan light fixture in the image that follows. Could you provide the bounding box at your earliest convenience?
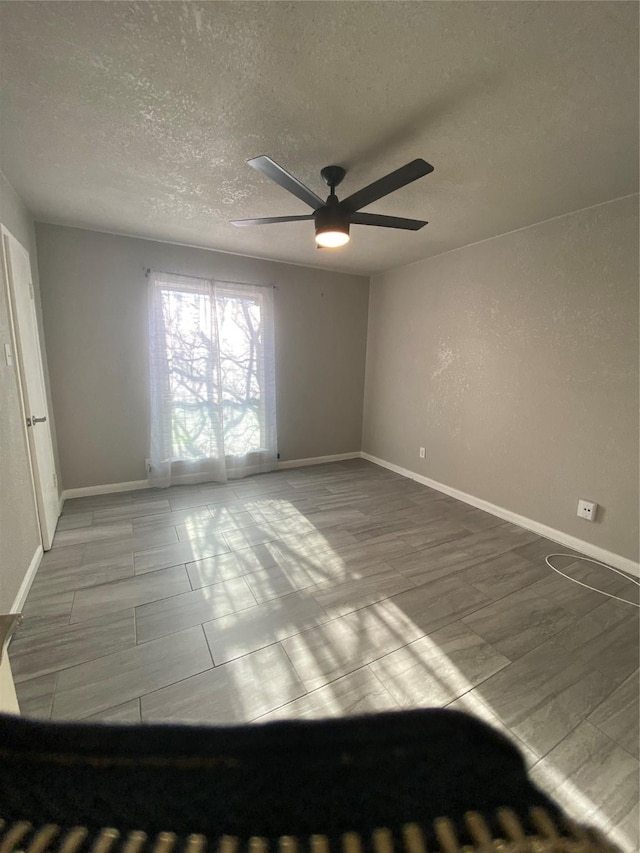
[315,229,350,248]
[314,204,350,248]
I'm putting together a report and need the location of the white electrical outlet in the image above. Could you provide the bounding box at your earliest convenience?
[577,499,597,521]
[419,447,426,459]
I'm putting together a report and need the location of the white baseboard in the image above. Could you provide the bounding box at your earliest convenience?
[361,452,640,578]
[60,455,362,500]
[277,452,361,470]
[61,479,148,501]
[11,545,43,613]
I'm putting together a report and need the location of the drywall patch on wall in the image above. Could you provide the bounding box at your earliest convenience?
[432,342,458,378]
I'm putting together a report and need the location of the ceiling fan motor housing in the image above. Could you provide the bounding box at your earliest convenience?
[314,195,350,240]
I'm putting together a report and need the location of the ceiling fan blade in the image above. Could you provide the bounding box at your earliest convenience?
[247,156,325,210]
[231,215,314,227]
[340,159,434,213]
[350,212,427,230]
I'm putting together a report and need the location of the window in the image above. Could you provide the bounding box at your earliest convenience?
[148,271,276,487]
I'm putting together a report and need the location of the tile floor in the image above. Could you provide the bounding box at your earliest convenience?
[10,460,640,850]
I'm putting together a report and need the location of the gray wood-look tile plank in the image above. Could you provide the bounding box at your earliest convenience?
[83,526,179,562]
[91,499,172,522]
[10,609,136,682]
[241,562,316,602]
[523,562,615,617]
[27,553,134,600]
[56,512,93,531]
[399,519,470,550]
[141,643,305,724]
[21,590,75,620]
[175,510,256,542]
[564,559,638,599]
[369,621,510,708]
[513,536,584,565]
[270,528,359,564]
[168,487,233,511]
[53,521,133,548]
[457,551,550,600]
[455,524,538,559]
[351,495,428,518]
[39,543,85,570]
[246,512,329,539]
[385,575,492,637]
[588,670,639,758]
[328,536,419,571]
[552,598,639,684]
[242,541,416,605]
[128,488,180,503]
[62,493,134,513]
[259,666,400,721]
[386,499,455,522]
[186,543,282,589]
[85,699,142,724]
[223,522,282,552]
[14,672,57,718]
[472,639,621,757]
[14,613,79,642]
[281,599,426,691]
[389,541,480,584]
[456,506,507,533]
[285,508,369,533]
[446,691,538,768]
[203,591,331,664]
[301,493,370,514]
[461,586,577,661]
[346,518,423,542]
[70,566,191,623]
[530,721,639,852]
[257,538,411,596]
[135,576,257,643]
[311,565,415,619]
[246,497,317,522]
[133,506,212,531]
[129,485,197,500]
[52,625,213,719]
[133,534,230,574]
[230,480,295,500]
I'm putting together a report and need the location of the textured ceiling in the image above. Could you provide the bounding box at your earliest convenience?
[0,1,638,275]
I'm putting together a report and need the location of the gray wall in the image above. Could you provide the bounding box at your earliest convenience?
[363,196,639,562]
[35,224,369,490]
[0,172,59,611]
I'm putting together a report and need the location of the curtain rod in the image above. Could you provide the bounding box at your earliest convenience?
[144,267,277,289]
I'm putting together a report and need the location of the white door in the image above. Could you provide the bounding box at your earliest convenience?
[2,227,59,549]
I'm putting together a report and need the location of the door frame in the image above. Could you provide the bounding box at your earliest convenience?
[1,224,60,550]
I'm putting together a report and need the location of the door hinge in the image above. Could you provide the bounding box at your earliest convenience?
[28,281,35,299]
[53,473,58,488]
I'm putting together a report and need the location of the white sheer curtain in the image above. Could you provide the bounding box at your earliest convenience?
[148,271,277,487]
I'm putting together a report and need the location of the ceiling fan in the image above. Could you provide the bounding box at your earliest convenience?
[231,156,434,248]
